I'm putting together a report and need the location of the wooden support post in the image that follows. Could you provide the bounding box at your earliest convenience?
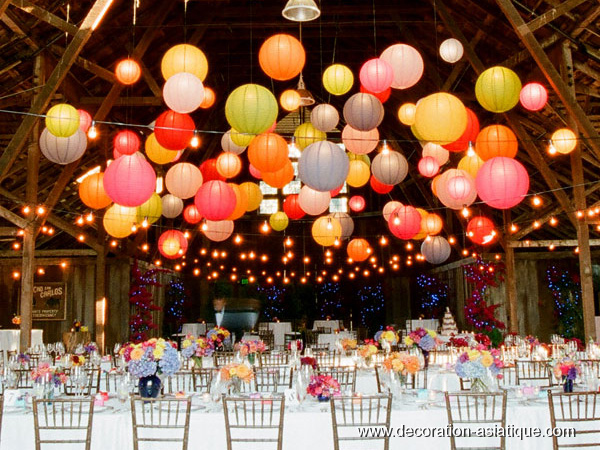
[94,248,106,354]
[503,210,519,333]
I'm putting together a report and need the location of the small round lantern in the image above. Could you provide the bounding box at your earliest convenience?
[343,93,384,132]
[115,58,141,85]
[330,212,354,240]
[79,172,111,209]
[145,133,179,164]
[103,204,137,238]
[348,195,366,212]
[342,125,379,155]
[103,152,156,207]
[240,182,263,211]
[418,156,439,178]
[475,124,518,160]
[203,220,234,242]
[551,128,577,154]
[163,72,205,114]
[467,216,497,245]
[322,64,354,96]
[414,93,467,145]
[280,89,301,111]
[216,152,243,178]
[380,43,424,89]
[422,212,443,236]
[283,194,306,220]
[161,44,208,81]
[359,58,394,94]
[422,142,449,166]
[154,110,195,150]
[225,84,278,135]
[45,103,80,137]
[520,82,547,111]
[476,157,529,209]
[294,122,326,150]
[312,216,342,247]
[158,230,188,259]
[346,160,370,187]
[162,194,184,218]
[199,87,216,109]
[347,238,371,262]
[383,201,403,221]
[421,236,451,264]
[298,140,349,192]
[248,133,289,173]
[259,34,305,81]
[439,38,463,63]
[221,130,247,155]
[166,162,203,199]
[371,150,408,186]
[200,158,226,182]
[311,104,339,132]
[370,175,393,194]
[269,211,289,231]
[298,186,330,216]
[457,153,485,179]
[114,130,140,156]
[137,193,162,225]
[261,160,294,189]
[194,180,236,221]
[388,205,421,240]
[39,128,87,164]
[227,183,248,220]
[183,204,203,224]
[78,110,92,133]
[475,66,521,113]
[398,103,417,126]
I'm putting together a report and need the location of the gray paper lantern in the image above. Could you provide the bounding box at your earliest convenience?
[421,236,451,264]
[329,212,354,240]
[161,194,184,218]
[298,140,349,192]
[311,104,339,132]
[221,130,247,155]
[343,93,384,131]
[39,127,87,164]
[371,150,408,185]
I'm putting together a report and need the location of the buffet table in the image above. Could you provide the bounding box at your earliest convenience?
[0,330,43,352]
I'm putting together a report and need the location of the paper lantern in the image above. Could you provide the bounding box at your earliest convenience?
[343,93,384,132]
[114,130,140,156]
[199,87,216,109]
[79,172,111,209]
[249,164,262,179]
[216,152,242,178]
[103,204,137,238]
[103,152,156,207]
[294,122,326,150]
[322,64,353,95]
[359,58,394,93]
[78,110,92,133]
[435,169,477,210]
[248,133,289,173]
[311,104,339,132]
[158,230,188,259]
[475,124,518,160]
[370,175,393,194]
[227,183,248,220]
[431,175,441,196]
[348,152,370,166]
[412,208,429,240]
[225,84,278,135]
[155,110,195,150]
[347,238,371,262]
[194,180,236,220]
[230,128,254,147]
[203,220,234,242]
[439,38,463,63]
[346,160,370,187]
[262,160,294,188]
[269,211,289,231]
[115,58,141,85]
[383,201,403,221]
[161,44,208,81]
[551,128,577,154]
[422,142,449,166]
[280,89,301,111]
[259,34,305,81]
[283,194,305,220]
[371,150,408,185]
[458,152,485,179]
[46,103,79,137]
[476,157,529,209]
[298,141,349,192]
[166,162,203,199]
[520,82,547,111]
[421,236,451,264]
[443,108,480,153]
[298,186,330,216]
[380,43,424,89]
[240,182,263,211]
[200,159,226,182]
[312,216,341,247]
[163,72,205,114]
[360,85,391,103]
[348,195,366,212]
[342,125,379,155]
[414,93,467,145]
[330,184,344,197]
[398,103,417,126]
[422,213,443,236]
[39,128,87,164]
[418,156,439,178]
[330,212,354,240]
[221,130,247,155]
[183,204,203,224]
[162,194,184,218]
[145,133,179,164]
[467,216,497,245]
[475,66,521,113]
[136,193,162,225]
[388,205,421,240]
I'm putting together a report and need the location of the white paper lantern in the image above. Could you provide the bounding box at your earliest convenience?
[39,127,87,164]
[298,141,349,192]
[162,194,184,218]
[163,72,205,114]
[329,212,354,240]
[383,201,403,221]
[421,236,451,264]
[371,150,408,185]
[165,162,203,199]
[221,130,247,155]
[203,220,234,242]
[343,93,384,131]
[436,169,477,210]
[298,185,331,215]
[439,38,464,63]
[380,43,424,89]
[422,142,449,166]
[311,104,339,132]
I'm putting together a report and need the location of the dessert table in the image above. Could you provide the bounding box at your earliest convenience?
[406,319,439,331]
[0,330,43,352]
[312,320,340,332]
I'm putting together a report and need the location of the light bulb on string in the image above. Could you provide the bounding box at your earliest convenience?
[550,217,558,226]
[380,140,390,155]
[380,236,387,245]
[88,122,98,139]
[190,132,201,149]
[547,141,557,155]
[261,221,270,233]
[461,207,470,218]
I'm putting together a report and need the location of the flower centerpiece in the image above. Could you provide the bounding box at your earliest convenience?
[455,348,504,392]
[70,354,86,367]
[207,326,231,351]
[553,358,580,393]
[234,339,266,365]
[31,363,68,399]
[287,339,303,353]
[16,353,31,367]
[307,374,340,401]
[382,352,421,391]
[121,338,181,398]
[375,326,399,353]
[405,328,440,369]
[340,338,358,352]
[83,342,98,354]
[358,340,379,367]
[181,335,215,368]
[72,320,81,332]
[449,336,469,349]
[219,363,254,393]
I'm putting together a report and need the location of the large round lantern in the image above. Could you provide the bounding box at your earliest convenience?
[200,87,216,109]
[422,142,449,166]
[414,93,467,145]
[166,162,203,199]
[155,110,195,150]
[227,183,248,220]
[115,58,141,85]
[221,130,247,155]
[162,194,184,218]
[475,66,521,113]
[39,128,87,164]
[346,160,370,187]
[388,205,421,240]
[158,230,188,259]
[311,104,339,132]
[298,141,349,192]
[467,216,497,245]
[343,93,384,132]
[294,122,326,150]
[103,204,137,238]
[445,173,477,206]
[370,175,393,194]
[359,58,394,93]
[383,201,403,221]
[46,103,80,137]
[439,38,463,63]
[342,125,379,155]
[194,180,236,221]
[78,110,92,133]
[312,216,342,247]
[551,128,577,154]
[398,103,417,126]
[347,238,371,262]
[520,82,547,111]
[203,220,234,242]
[476,157,529,209]
[422,212,443,235]
[322,64,353,96]
[269,211,289,231]
[163,72,205,114]
[380,43,424,89]
[216,152,242,178]
[283,194,305,220]
[348,195,366,212]
[443,108,479,153]
[248,133,289,173]
[183,204,203,224]
[259,34,305,81]
[225,84,278,135]
[161,44,208,81]
[330,212,354,240]
[240,182,263,211]
[458,152,485,179]
[475,124,518,160]
[421,236,451,264]
[145,133,179,164]
[418,156,439,178]
[79,172,111,209]
[371,150,408,185]
[280,89,301,111]
[103,152,156,207]
[298,186,330,216]
[200,158,225,182]
[262,160,294,188]
[114,130,140,155]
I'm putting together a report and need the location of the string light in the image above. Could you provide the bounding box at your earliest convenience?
[190,132,201,149]
[550,217,558,226]
[36,205,46,215]
[234,235,242,244]
[510,224,518,233]
[261,221,270,233]
[576,210,585,219]
[85,212,94,222]
[88,122,98,139]
[461,207,470,218]
[531,196,542,207]
[379,236,387,245]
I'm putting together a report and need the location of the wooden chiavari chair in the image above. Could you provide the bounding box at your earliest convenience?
[63,367,101,396]
[283,333,302,349]
[260,352,289,367]
[548,391,600,449]
[317,366,356,392]
[406,369,428,390]
[192,368,214,393]
[13,367,33,389]
[580,359,600,379]
[131,396,191,450]
[253,366,283,393]
[314,350,341,367]
[33,397,94,450]
[166,371,195,394]
[214,352,236,368]
[515,360,552,387]
[258,322,269,332]
[258,330,275,350]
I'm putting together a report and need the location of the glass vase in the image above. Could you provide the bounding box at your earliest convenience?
[230,377,242,394]
[421,349,430,369]
[247,353,256,366]
[563,378,574,393]
[471,378,491,393]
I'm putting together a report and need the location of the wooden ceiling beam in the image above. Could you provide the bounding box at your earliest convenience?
[81,96,163,106]
[525,0,589,32]
[50,45,116,83]
[0,0,11,17]
[11,0,79,36]
[0,204,27,228]
[510,239,600,247]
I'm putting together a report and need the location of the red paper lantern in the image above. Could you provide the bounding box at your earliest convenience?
[330,184,344,197]
[113,130,140,155]
[475,125,518,161]
[388,205,421,240]
[370,175,393,194]
[347,238,371,262]
[283,194,306,220]
[158,229,188,259]
[520,82,547,111]
[78,110,92,133]
[360,85,391,103]
[443,108,480,153]
[115,58,141,85]
[154,110,195,150]
[200,87,216,109]
[349,195,366,212]
[359,58,394,94]
[476,157,529,209]
[103,152,156,207]
[467,216,497,245]
[418,156,439,178]
[199,159,225,182]
[194,180,236,221]
[183,204,203,224]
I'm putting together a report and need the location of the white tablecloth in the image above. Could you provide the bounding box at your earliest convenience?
[264,322,292,347]
[0,330,43,352]
[318,331,353,350]
[181,323,208,336]
[407,319,439,331]
[313,320,340,332]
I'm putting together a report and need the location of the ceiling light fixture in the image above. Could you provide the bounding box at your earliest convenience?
[282,0,320,22]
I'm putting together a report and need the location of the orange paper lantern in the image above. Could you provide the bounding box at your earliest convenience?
[347,238,372,262]
[475,124,518,161]
[248,133,289,173]
[115,58,141,85]
[258,34,305,81]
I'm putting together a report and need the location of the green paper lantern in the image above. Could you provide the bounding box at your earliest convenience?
[475,66,522,113]
[225,84,278,135]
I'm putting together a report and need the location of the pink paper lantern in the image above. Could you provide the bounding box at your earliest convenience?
[158,230,188,259]
[78,109,92,133]
[476,157,529,209]
[359,58,394,94]
[388,205,421,239]
[349,195,366,212]
[446,175,472,201]
[194,180,236,220]
[298,186,330,216]
[467,216,497,245]
[154,110,195,150]
[418,156,439,178]
[519,82,547,111]
[183,204,203,224]
[380,43,424,89]
[113,130,140,155]
[203,220,234,242]
[103,152,156,207]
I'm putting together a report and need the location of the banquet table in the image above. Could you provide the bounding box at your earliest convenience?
[407,319,439,331]
[318,331,353,350]
[263,322,292,347]
[0,330,43,352]
[312,320,340,332]
[181,323,211,336]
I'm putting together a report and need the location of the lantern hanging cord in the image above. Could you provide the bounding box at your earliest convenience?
[432,0,441,91]
[371,0,377,54]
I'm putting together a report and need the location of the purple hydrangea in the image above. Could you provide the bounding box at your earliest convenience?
[456,361,486,379]
[158,345,181,377]
[181,342,196,359]
[419,334,436,351]
[129,359,158,378]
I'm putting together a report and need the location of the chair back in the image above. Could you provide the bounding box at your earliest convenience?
[260,352,289,367]
[33,398,94,450]
[14,367,34,389]
[548,391,600,449]
[166,372,195,394]
[192,368,214,393]
[130,396,191,450]
[214,352,236,368]
[317,366,356,392]
[223,394,285,450]
[283,333,302,349]
[406,370,427,390]
[254,367,282,393]
[330,394,392,450]
[258,323,269,332]
[258,331,275,350]
[64,367,101,396]
[580,359,600,379]
[314,351,341,367]
[515,360,552,386]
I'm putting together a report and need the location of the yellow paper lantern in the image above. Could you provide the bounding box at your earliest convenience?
[46,104,80,137]
[136,193,162,225]
[280,89,301,111]
[414,93,467,145]
[412,208,429,240]
[475,66,521,113]
[398,103,417,126]
[294,122,326,150]
[323,64,354,96]
[145,133,179,164]
[457,152,485,179]
[161,44,208,81]
[312,216,342,247]
[216,152,243,178]
[230,128,255,147]
[346,160,370,187]
[551,128,577,154]
[431,175,441,197]
[225,84,278,135]
[239,182,263,212]
[348,153,371,167]
[103,204,137,238]
[422,212,443,236]
[269,211,289,231]
[227,183,248,220]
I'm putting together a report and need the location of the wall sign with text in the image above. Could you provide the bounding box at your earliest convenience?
[32,283,67,320]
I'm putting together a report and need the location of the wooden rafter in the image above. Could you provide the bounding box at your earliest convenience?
[525,0,589,32]
[510,239,600,248]
[11,0,79,36]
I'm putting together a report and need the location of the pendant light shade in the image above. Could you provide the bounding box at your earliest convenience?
[282,0,321,22]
